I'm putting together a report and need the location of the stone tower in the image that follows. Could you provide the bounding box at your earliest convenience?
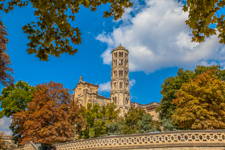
[110,44,130,116]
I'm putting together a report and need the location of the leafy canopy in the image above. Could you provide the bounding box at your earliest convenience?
[0,80,36,144]
[0,0,132,61]
[81,103,119,139]
[136,113,157,134]
[171,70,225,130]
[0,22,13,87]
[159,118,178,132]
[11,81,83,146]
[156,65,225,121]
[122,107,146,134]
[106,118,125,135]
[0,80,36,118]
[183,0,225,44]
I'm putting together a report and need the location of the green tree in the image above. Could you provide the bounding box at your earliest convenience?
[122,107,146,134]
[171,69,225,130]
[81,103,119,139]
[136,113,156,134]
[106,118,125,135]
[156,65,225,121]
[183,0,225,44]
[0,80,36,118]
[0,80,36,144]
[0,0,132,61]
[160,118,178,132]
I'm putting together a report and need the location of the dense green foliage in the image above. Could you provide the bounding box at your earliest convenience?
[80,103,120,139]
[156,65,225,121]
[106,118,125,135]
[0,80,36,118]
[160,118,178,132]
[136,113,156,133]
[183,0,225,44]
[0,80,35,144]
[123,107,149,134]
[106,108,159,135]
[0,0,132,61]
[171,70,225,130]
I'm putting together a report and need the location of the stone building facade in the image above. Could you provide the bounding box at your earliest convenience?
[0,132,16,148]
[73,45,159,120]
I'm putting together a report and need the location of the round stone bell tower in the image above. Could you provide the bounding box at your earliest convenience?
[110,44,130,116]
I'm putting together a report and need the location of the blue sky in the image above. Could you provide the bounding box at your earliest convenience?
[1,0,225,134]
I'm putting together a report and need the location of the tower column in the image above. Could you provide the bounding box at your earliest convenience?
[110,44,130,117]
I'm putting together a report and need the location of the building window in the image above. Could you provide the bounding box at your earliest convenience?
[125,60,128,67]
[126,97,129,105]
[114,83,116,89]
[114,60,117,66]
[120,82,123,89]
[119,59,123,65]
[125,53,128,57]
[114,97,117,104]
[119,52,123,57]
[126,82,129,90]
[114,71,117,77]
[125,70,128,77]
[119,70,123,77]
[114,52,117,57]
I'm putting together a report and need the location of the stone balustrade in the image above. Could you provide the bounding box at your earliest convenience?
[11,130,225,150]
[55,129,225,150]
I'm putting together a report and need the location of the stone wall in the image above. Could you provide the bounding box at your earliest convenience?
[119,148,225,150]
[13,130,225,150]
[54,129,225,150]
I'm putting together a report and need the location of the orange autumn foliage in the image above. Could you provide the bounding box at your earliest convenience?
[11,81,84,146]
[0,22,13,87]
[171,70,225,130]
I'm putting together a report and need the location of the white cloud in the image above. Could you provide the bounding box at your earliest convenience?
[96,0,225,74]
[0,117,12,135]
[129,79,136,89]
[95,31,114,46]
[99,81,111,92]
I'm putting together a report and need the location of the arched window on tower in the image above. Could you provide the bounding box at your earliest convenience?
[119,70,123,77]
[126,97,129,105]
[114,52,117,57]
[119,52,123,57]
[113,97,117,104]
[113,60,117,66]
[120,82,123,89]
[119,59,123,65]
[126,82,129,90]
[114,82,116,89]
[125,70,128,78]
[125,60,128,67]
[114,71,117,77]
